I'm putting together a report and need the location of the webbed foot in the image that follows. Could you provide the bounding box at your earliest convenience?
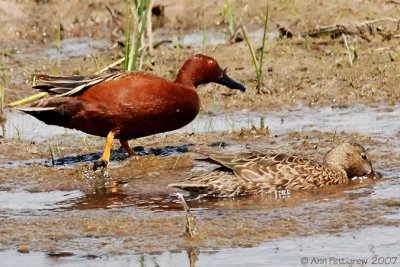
[93,159,108,172]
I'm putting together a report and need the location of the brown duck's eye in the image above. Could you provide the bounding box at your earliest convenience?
[361,154,367,160]
[207,60,217,68]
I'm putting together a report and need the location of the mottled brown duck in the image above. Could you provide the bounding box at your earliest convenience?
[169,143,375,198]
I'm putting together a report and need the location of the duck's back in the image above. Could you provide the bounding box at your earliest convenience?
[234,154,348,191]
[170,152,348,197]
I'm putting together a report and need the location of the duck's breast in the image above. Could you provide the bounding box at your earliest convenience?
[76,73,201,139]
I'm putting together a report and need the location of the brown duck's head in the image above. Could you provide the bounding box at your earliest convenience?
[174,54,246,91]
[323,142,373,178]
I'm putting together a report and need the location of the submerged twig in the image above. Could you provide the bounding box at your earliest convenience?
[187,247,200,267]
[49,146,55,166]
[172,155,181,171]
[176,193,199,238]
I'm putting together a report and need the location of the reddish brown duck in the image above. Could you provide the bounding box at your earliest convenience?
[169,143,375,198]
[19,54,245,170]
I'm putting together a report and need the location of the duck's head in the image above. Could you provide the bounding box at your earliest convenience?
[175,54,246,91]
[323,142,373,178]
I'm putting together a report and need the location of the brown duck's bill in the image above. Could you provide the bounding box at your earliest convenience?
[351,170,382,181]
[215,72,246,92]
[368,170,382,180]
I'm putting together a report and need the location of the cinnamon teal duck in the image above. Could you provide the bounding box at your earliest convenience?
[169,143,375,198]
[19,54,245,170]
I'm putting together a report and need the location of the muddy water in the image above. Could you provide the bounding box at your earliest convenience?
[1,103,399,266]
[18,38,109,61]
[4,104,399,141]
[153,28,278,47]
[2,225,399,267]
[1,0,399,264]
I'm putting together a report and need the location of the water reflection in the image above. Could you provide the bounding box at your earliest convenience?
[66,175,377,212]
[187,247,200,267]
[67,185,180,211]
[1,225,399,267]
[0,167,379,219]
[0,190,84,217]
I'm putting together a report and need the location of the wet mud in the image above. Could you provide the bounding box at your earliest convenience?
[1,106,399,262]
[0,0,399,266]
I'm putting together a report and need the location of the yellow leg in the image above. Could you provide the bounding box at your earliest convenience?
[93,131,115,171]
[99,131,115,163]
[120,140,137,157]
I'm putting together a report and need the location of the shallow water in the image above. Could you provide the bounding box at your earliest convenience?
[18,38,109,61]
[1,104,399,266]
[10,27,273,65]
[2,225,399,267]
[4,104,399,142]
[153,28,278,47]
[0,190,83,213]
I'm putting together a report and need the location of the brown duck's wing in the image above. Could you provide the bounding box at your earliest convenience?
[233,155,346,191]
[18,96,84,126]
[204,151,286,170]
[168,152,293,198]
[171,154,348,198]
[32,73,126,97]
[168,171,263,198]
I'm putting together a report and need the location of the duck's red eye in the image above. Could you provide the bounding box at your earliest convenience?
[207,60,217,68]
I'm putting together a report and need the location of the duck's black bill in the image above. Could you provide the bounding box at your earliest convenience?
[215,72,246,92]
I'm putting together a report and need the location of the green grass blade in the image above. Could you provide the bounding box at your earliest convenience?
[127,0,151,72]
[240,23,260,82]
[258,4,269,86]
[124,0,131,71]
[8,92,48,107]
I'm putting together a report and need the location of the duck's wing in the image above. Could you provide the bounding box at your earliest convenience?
[170,153,345,198]
[233,154,341,191]
[32,73,126,97]
[168,170,261,198]
[195,149,285,170]
[168,152,294,198]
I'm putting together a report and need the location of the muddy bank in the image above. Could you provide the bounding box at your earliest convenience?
[1,0,399,108]
[1,104,399,256]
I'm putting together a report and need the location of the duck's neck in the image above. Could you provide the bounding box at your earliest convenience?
[174,67,197,87]
[325,162,348,178]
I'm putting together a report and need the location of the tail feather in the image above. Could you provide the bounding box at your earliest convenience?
[19,107,56,112]
[31,73,125,97]
[33,74,92,81]
[18,106,70,126]
[48,88,76,94]
[32,85,73,94]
